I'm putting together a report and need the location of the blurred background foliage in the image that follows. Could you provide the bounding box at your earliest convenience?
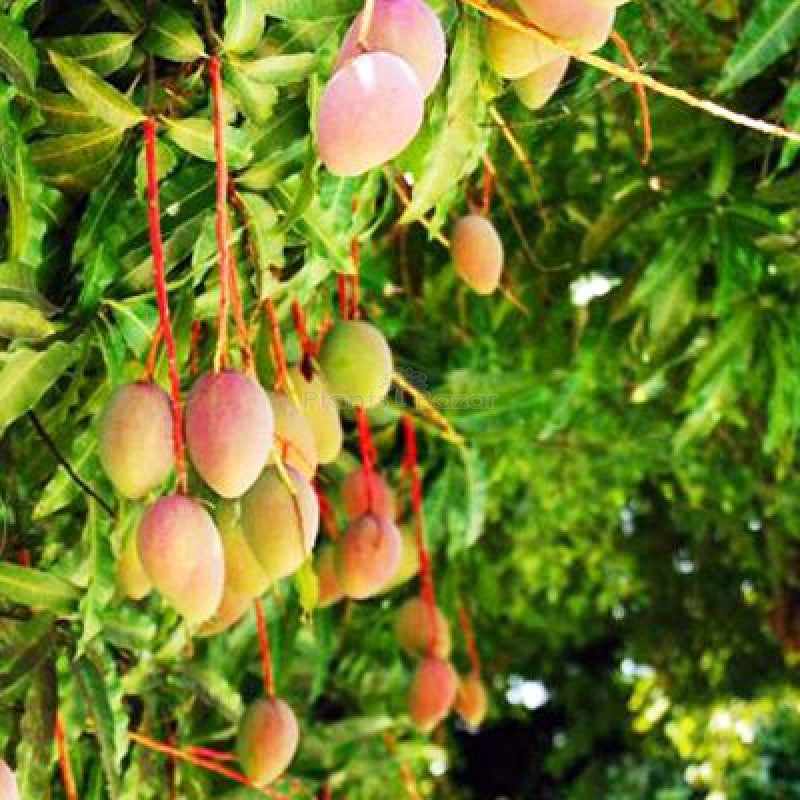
[0,0,799,797]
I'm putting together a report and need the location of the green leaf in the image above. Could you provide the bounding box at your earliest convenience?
[43,32,136,76]
[238,191,284,269]
[0,300,56,339]
[718,0,800,91]
[0,562,80,613]
[398,15,486,227]
[0,342,80,437]
[779,82,800,169]
[224,0,266,54]
[235,52,316,85]
[0,615,55,700]
[49,49,143,128]
[260,0,359,21]
[35,88,105,133]
[140,5,205,62]
[30,126,124,190]
[0,11,38,94]
[225,64,279,125]
[164,116,254,169]
[33,430,96,518]
[15,661,57,800]
[74,651,123,798]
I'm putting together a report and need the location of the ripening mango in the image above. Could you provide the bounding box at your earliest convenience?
[185,370,274,498]
[288,366,343,465]
[269,390,319,479]
[408,657,458,732]
[237,697,299,787]
[514,56,570,110]
[455,673,489,729]
[451,215,504,295]
[318,320,393,409]
[0,760,19,800]
[99,383,174,498]
[197,586,251,637]
[335,0,447,95]
[241,466,320,582]
[137,494,225,625]
[216,501,271,598]
[316,543,344,608]
[335,512,402,599]
[341,467,396,520]
[117,527,152,601]
[516,0,614,51]
[316,52,424,176]
[394,596,452,659]
[486,18,561,79]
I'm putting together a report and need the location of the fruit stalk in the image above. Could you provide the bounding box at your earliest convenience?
[143,323,163,381]
[458,604,482,676]
[209,55,231,372]
[357,0,375,49]
[55,713,78,800]
[254,597,276,697]
[336,274,350,320]
[402,413,439,657]
[264,298,289,388]
[143,117,188,493]
[355,406,377,511]
[228,247,255,371]
[291,299,317,360]
[610,30,652,165]
[314,484,339,539]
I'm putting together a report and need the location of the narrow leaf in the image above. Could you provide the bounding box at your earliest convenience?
[43,32,136,76]
[0,562,80,613]
[49,49,143,129]
[164,116,254,169]
[15,661,57,800]
[0,11,38,94]
[140,6,205,62]
[224,0,266,54]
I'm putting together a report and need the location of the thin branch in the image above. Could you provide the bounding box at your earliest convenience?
[28,412,116,518]
[463,0,800,143]
[611,30,653,165]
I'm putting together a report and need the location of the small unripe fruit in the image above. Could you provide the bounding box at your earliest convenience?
[316,543,344,608]
[514,56,570,110]
[341,467,396,520]
[216,501,271,598]
[336,512,402,599]
[197,586,251,637]
[394,596,451,659]
[318,320,393,409]
[486,19,561,79]
[99,383,174,498]
[117,529,152,600]
[455,674,488,729]
[138,495,224,625]
[451,215,504,295]
[336,0,446,95]
[409,657,458,732]
[0,760,19,800]
[383,527,420,591]
[241,466,320,582]
[237,697,299,787]
[269,390,318,479]
[186,371,274,498]
[316,52,424,176]
[517,0,614,51]
[288,366,343,465]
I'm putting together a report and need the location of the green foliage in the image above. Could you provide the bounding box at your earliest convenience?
[0,0,799,798]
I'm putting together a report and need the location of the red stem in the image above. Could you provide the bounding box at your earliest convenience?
[264,298,288,389]
[458,604,482,676]
[186,746,237,763]
[228,247,255,371]
[336,274,349,321]
[143,117,188,494]
[314,483,339,540]
[349,238,361,320]
[355,406,377,513]
[55,713,78,800]
[253,598,276,697]
[291,299,317,359]
[209,55,231,371]
[189,321,202,377]
[143,324,164,381]
[129,731,288,798]
[481,156,495,216]
[402,413,438,656]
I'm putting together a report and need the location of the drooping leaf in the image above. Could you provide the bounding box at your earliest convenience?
[48,49,144,128]
[164,116,254,169]
[15,660,57,800]
[224,0,266,54]
[0,342,80,437]
[0,10,38,94]
[140,5,205,62]
[35,89,105,133]
[0,562,80,613]
[718,0,800,91]
[235,52,316,85]
[43,32,136,76]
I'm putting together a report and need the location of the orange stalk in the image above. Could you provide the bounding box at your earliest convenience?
[55,712,78,800]
[254,598,276,697]
[611,31,653,165]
